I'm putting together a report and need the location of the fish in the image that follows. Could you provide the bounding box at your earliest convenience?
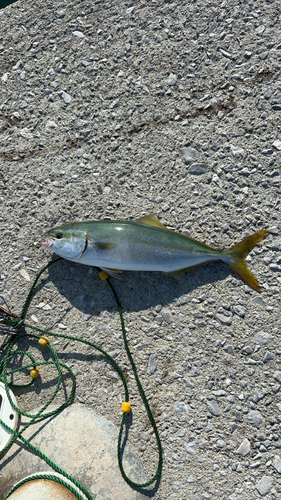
[42,214,268,291]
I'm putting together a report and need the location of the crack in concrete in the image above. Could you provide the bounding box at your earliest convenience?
[0,96,236,162]
[0,67,278,162]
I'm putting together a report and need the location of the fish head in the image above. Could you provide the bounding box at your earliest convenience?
[42,223,87,261]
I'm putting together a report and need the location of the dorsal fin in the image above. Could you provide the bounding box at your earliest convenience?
[136,214,216,250]
[136,214,169,230]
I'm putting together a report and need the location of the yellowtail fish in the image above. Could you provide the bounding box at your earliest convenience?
[42,215,268,291]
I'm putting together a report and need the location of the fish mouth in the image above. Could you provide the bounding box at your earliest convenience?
[42,236,55,248]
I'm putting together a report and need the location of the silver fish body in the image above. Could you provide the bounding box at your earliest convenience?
[43,218,225,271]
[80,221,228,271]
[42,215,268,290]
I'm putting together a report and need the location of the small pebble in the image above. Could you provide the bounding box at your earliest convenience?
[216,439,225,448]
[161,309,173,324]
[147,354,157,375]
[167,73,177,86]
[233,305,245,318]
[272,139,281,151]
[205,400,221,417]
[72,30,84,38]
[274,455,281,474]
[45,120,58,132]
[254,331,269,344]
[20,269,30,281]
[12,263,22,271]
[180,147,200,165]
[230,145,244,158]
[274,372,281,384]
[58,323,67,330]
[255,25,265,35]
[256,476,273,496]
[60,91,72,104]
[236,438,251,456]
[248,410,263,428]
[184,441,197,455]
[188,163,208,175]
[251,296,266,307]
[263,351,275,364]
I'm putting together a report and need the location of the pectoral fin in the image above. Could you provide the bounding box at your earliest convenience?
[92,242,117,251]
[100,267,122,279]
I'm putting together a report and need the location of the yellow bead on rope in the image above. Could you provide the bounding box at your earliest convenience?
[30,367,40,378]
[99,271,109,281]
[121,402,131,414]
[38,336,49,346]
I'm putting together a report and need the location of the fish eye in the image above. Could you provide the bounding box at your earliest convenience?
[55,232,63,239]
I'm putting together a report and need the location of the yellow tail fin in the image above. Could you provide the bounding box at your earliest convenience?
[225,230,268,291]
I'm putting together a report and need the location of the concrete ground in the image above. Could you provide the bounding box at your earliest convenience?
[0,0,281,499]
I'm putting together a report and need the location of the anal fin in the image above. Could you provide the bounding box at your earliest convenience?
[169,261,211,278]
[169,268,189,278]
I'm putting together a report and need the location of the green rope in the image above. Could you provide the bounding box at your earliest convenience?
[107,279,163,487]
[0,258,163,498]
[6,474,87,500]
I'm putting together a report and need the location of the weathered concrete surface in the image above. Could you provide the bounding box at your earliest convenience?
[1,0,281,498]
[0,405,147,500]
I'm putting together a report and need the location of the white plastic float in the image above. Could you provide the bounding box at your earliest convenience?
[0,381,19,453]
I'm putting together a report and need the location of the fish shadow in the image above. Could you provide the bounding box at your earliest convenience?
[45,254,233,316]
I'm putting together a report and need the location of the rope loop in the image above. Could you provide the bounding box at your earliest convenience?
[0,258,163,498]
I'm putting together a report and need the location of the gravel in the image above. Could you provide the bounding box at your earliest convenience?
[236,438,251,457]
[274,372,281,384]
[274,455,281,474]
[184,441,197,456]
[248,410,263,428]
[254,331,270,345]
[180,146,200,164]
[188,162,208,175]
[205,399,221,417]
[256,475,274,496]
[1,0,281,499]
[147,353,157,375]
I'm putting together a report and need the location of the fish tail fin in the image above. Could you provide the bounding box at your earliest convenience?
[224,229,268,291]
